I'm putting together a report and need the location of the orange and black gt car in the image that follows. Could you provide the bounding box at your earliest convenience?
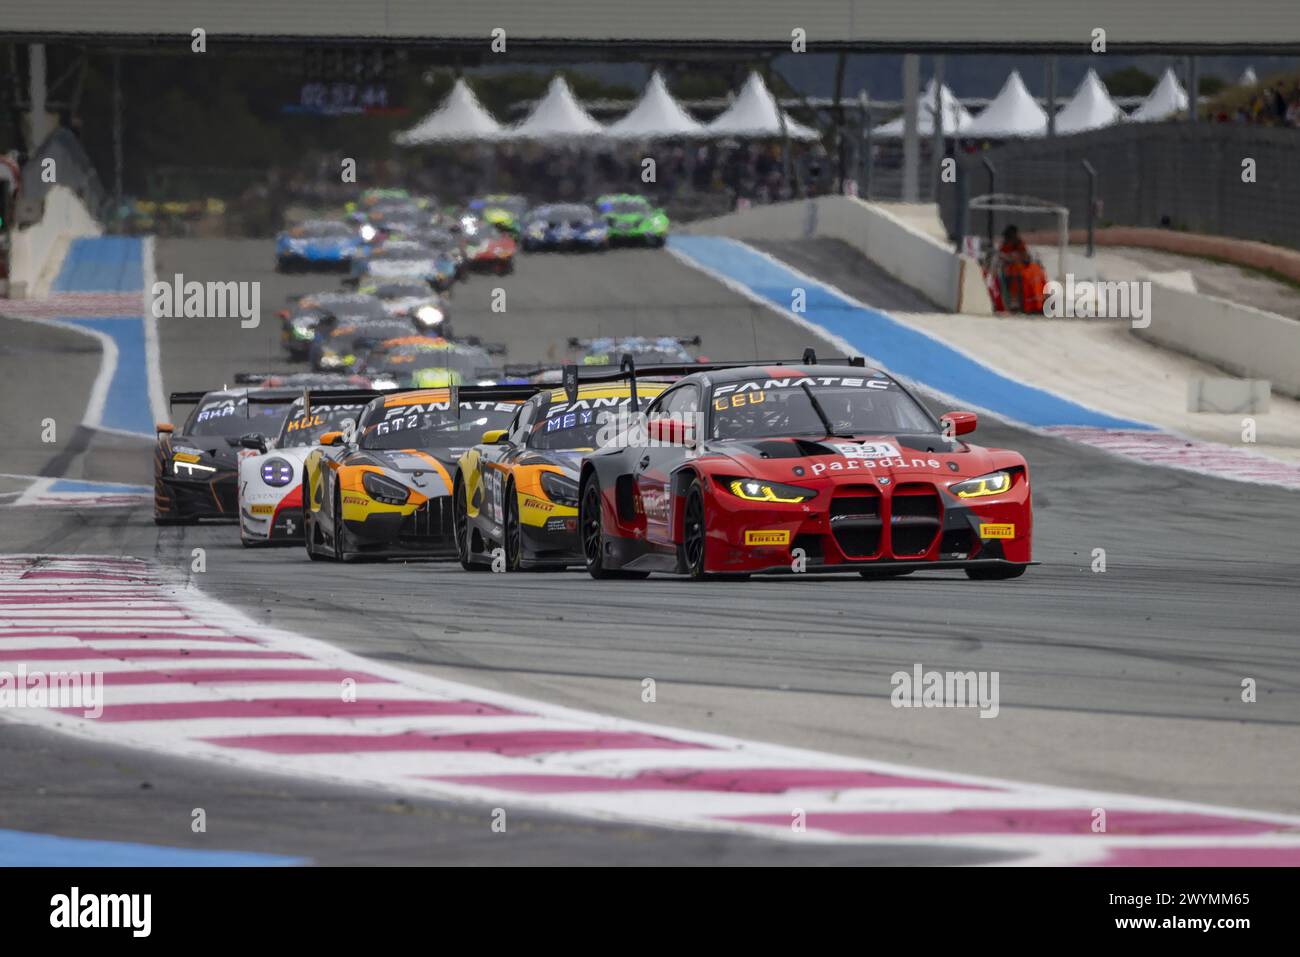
[302,385,534,560]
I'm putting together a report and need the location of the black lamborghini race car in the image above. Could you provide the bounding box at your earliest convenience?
[153,388,300,524]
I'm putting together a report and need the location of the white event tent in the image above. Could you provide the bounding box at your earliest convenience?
[606,71,707,139]
[393,77,503,145]
[963,71,1048,138]
[706,72,820,140]
[871,78,974,138]
[507,75,606,140]
[1053,69,1124,134]
[1130,68,1189,122]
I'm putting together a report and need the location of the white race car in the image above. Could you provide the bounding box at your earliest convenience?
[237,395,367,546]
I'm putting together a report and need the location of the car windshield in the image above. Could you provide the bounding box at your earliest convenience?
[368,283,429,299]
[184,397,291,437]
[365,343,486,375]
[708,375,935,440]
[327,301,389,322]
[328,320,415,347]
[604,200,649,214]
[529,394,654,451]
[370,244,432,261]
[292,221,352,238]
[359,402,518,450]
[581,338,691,365]
[477,196,526,214]
[531,205,594,224]
[302,292,375,308]
[275,403,364,448]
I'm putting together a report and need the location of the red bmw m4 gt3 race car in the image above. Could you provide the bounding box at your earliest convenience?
[577,357,1032,580]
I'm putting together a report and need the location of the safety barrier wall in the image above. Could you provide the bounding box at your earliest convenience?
[1138,281,1300,398]
[681,196,991,314]
[7,185,102,297]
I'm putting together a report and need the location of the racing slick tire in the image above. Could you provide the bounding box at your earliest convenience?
[453,474,490,572]
[965,564,1027,581]
[580,474,648,580]
[503,481,524,572]
[304,468,327,561]
[678,479,748,581]
[682,479,709,580]
[331,485,347,562]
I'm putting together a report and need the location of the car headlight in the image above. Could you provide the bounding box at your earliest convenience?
[726,478,816,503]
[527,223,546,238]
[951,470,1012,499]
[359,224,378,242]
[648,214,669,232]
[362,471,410,505]
[260,457,294,488]
[318,352,345,369]
[173,458,217,478]
[291,317,318,339]
[415,305,445,327]
[370,377,399,390]
[539,471,579,507]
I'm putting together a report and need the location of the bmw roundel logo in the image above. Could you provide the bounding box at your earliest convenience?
[878,477,891,486]
[792,466,805,477]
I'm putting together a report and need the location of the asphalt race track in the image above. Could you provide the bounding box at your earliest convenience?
[2,238,1297,864]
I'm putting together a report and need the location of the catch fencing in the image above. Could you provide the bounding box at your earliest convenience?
[936,123,1300,251]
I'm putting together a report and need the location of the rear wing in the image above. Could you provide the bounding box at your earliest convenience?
[167,389,306,409]
[302,383,542,408]
[461,336,509,356]
[558,349,867,404]
[165,388,302,432]
[168,391,208,408]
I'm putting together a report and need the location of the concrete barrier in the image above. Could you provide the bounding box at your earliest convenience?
[1138,280,1300,398]
[682,196,993,314]
[1020,226,1300,286]
[7,185,101,297]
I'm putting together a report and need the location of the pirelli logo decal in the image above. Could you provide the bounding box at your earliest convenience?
[745,529,790,546]
[250,504,275,515]
[979,523,1015,539]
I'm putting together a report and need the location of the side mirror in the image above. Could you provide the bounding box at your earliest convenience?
[646,416,695,447]
[239,433,267,452]
[319,431,345,447]
[481,429,509,445]
[940,411,978,436]
[156,422,173,434]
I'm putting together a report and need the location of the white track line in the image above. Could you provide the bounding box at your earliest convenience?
[2,554,1300,866]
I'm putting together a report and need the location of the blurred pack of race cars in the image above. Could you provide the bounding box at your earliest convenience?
[153,187,1032,581]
